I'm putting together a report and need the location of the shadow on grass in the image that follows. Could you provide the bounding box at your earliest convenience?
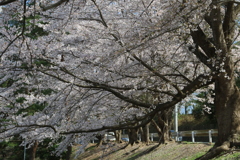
[125,142,213,160]
[125,144,160,160]
[76,143,128,160]
[100,143,129,159]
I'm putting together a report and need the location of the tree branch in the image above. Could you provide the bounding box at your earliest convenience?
[223,2,236,49]
[0,0,27,60]
[210,1,228,51]
[155,74,214,112]
[190,27,216,58]
[0,0,17,6]
[91,0,108,28]
[16,124,57,133]
[40,69,152,108]
[40,0,69,11]
[188,44,213,69]
[132,53,184,96]
[61,112,155,134]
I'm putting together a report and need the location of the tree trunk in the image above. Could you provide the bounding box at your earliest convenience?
[128,128,139,145]
[66,146,72,160]
[190,2,240,159]
[214,56,240,150]
[0,142,7,158]
[157,109,173,144]
[151,119,162,139]
[140,123,150,145]
[114,130,122,143]
[96,134,104,147]
[211,2,240,149]
[197,58,240,160]
[215,81,240,146]
[29,141,38,160]
[196,17,240,158]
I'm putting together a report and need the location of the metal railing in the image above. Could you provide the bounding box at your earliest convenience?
[91,129,218,143]
[171,129,218,143]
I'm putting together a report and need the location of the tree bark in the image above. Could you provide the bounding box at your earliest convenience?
[96,134,104,147]
[157,109,173,144]
[128,128,139,145]
[140,123,150,145]
[151,119,162,139]
[214,56,240,147]
[114,130,123,143]
[213,3,240,148]
[66,146,72,160]
[197,4,240,159]
[29,141,38,160]
[197,56,240,160]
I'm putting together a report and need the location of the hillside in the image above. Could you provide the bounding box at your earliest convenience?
[74,142,240,160]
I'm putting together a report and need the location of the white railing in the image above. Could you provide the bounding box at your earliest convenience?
[91,129,218,143]
[135,129,218,143]
[171,129,218,143]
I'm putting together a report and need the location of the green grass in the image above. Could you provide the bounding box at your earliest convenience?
[180,150,240,160]
[180,151,207,160]
[181,141,194,144]
[74,143,240,160]
[85,145,96,152]
[212,151,240,160]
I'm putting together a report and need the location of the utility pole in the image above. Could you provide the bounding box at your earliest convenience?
[174,105,178,141]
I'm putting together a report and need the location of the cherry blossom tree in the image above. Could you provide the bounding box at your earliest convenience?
[0,0,240,159]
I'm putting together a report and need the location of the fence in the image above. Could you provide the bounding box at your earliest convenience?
[171,129,218,143]
[91,129,218,143]
[128,129,218,143]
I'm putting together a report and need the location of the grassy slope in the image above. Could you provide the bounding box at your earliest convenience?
[75,142,240,160]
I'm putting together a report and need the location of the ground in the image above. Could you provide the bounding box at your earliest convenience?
[73,142,240,160]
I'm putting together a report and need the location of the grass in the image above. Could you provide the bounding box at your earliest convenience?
[85,145,96,152]
[74,142,240,160]
[181,151,207,160]
[181,141,195,144]
[212,151,240,160]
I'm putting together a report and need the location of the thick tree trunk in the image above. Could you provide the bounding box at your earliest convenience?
[192,2,240,159]
[114,130,123,143]
[140,123,150,145]
[197,51,240,159]
[214,56,240,147]
[197,63,240,160]
[29,141,38,160]
[151,119,162,139]
[157,109,173,144]
[96,134,104,147]
[128,128,139,145]
[0,142,7,158]
[158,127,171,144]
[66,146,72,160]
[215,82,240,147]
